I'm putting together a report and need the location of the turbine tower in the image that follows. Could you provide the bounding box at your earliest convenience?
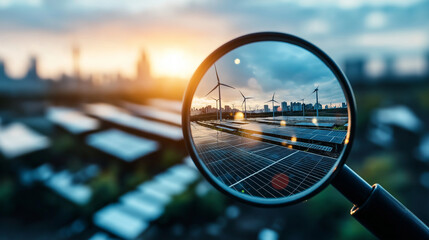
[266,92,278,119]
[205,64,235,121]
[240,90,252,120]
[312,86,319,117]
[212,97,219,121]
[300,98,305,117]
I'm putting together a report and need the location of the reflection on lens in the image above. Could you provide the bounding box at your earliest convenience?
[190,41,348,200]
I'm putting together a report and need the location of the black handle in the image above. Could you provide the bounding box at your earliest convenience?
[332,165,429,239]
[351,184,429,239]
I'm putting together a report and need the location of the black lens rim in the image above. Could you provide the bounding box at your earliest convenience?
[182,32,357,207]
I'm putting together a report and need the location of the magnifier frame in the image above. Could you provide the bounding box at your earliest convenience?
[182,32,357,207]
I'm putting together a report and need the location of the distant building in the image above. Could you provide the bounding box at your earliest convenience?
[314,103,322,110]
[264,105,269,112]
[344,57,366,81]
[281,101,287,112]
[290,102,302,111]
[325,105,329,109]
[224,105,231,112]
[24,56,39,80]
[305,103,313,110]
[273,106,279,112]
[384,55,395,78]
[342,102,347,108]
[425,51,429,77]
[0,60,7,81]
[136,51,151,83]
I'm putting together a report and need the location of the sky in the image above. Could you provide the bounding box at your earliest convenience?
[192,41,346,110]
[0,0,428,80]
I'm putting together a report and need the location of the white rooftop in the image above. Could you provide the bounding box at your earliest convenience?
[120,191,165,221]
[123,102,181,126]
[92,162,198,238]
[45,170,92,205]
[46,107,99,134]
[86,129,159,162]
[0,123,50,159]
[93,204,149,239]
[85,103,183,141]
[147,98,182,113]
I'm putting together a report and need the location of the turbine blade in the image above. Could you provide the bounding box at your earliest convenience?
[239,90,245,98]
[214,64,220,84]
[265,100,271,103]
[272,92,275,100]
[247,97,253,99]
[205,84,219,96]
[274,100,279,103]
[242,99,245,105]
[220,83,235,89]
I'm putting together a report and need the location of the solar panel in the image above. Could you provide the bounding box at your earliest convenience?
[192,123,337,198]
[216,121,347,145]
[86,129,159,162]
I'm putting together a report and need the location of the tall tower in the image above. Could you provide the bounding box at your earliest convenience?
[344,57,366,82]
[0,59,7,81]
[136,51,151,82]
[25,56,39,80]
[425,50,429,77]
[72,45,80,80]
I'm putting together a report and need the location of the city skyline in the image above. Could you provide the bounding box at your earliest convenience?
[192,41,347,111]
[1,1,429,80]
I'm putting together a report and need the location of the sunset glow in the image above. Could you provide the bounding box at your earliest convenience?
[151,49,195,79]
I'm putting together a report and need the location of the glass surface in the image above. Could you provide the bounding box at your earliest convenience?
[190,41,349,201]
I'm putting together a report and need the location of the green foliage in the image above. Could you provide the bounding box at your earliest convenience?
[89,169,120,209]
[161,148,182,168]
[0,178,16,213]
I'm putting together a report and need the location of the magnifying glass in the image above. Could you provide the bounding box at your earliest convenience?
[182,32,429,238]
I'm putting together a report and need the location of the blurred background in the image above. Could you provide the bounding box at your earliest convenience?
[0,0,428,239]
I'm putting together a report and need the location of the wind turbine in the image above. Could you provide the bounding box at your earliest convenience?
[212,97,219,121]
[312,85,319,117]
[266,92,278,119]
[205,64,235,121]
[240,90,252,120]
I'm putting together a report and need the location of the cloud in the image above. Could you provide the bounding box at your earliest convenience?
[0,0,429,78]
[194,41,346,108]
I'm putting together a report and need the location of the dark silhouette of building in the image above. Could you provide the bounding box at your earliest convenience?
[73,45,80,80]
[24,56,39,80]
[0,59,7,81]
[137,51,151,82]
[425,50,429,77]
[384,55,395,78]
[344,57,366,81]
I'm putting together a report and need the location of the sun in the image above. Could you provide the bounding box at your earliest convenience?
[151,49,193,79]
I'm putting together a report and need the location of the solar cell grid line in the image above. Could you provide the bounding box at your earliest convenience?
[243,153,334,197]
[192,124,338,198]
[257,153,331,189]
[228,151,299,188]
[288,155,325,196]
[215,155,277,197]
[203,148,276,179]
[274,156,331,184]
[227,147,335,197]
[196,138,280,187]
[248,154,315,194]
[197,139,296,195]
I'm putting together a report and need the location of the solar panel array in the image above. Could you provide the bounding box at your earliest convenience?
[191,123,337,199]
[250,133,333,152]
[218,122,347,144]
